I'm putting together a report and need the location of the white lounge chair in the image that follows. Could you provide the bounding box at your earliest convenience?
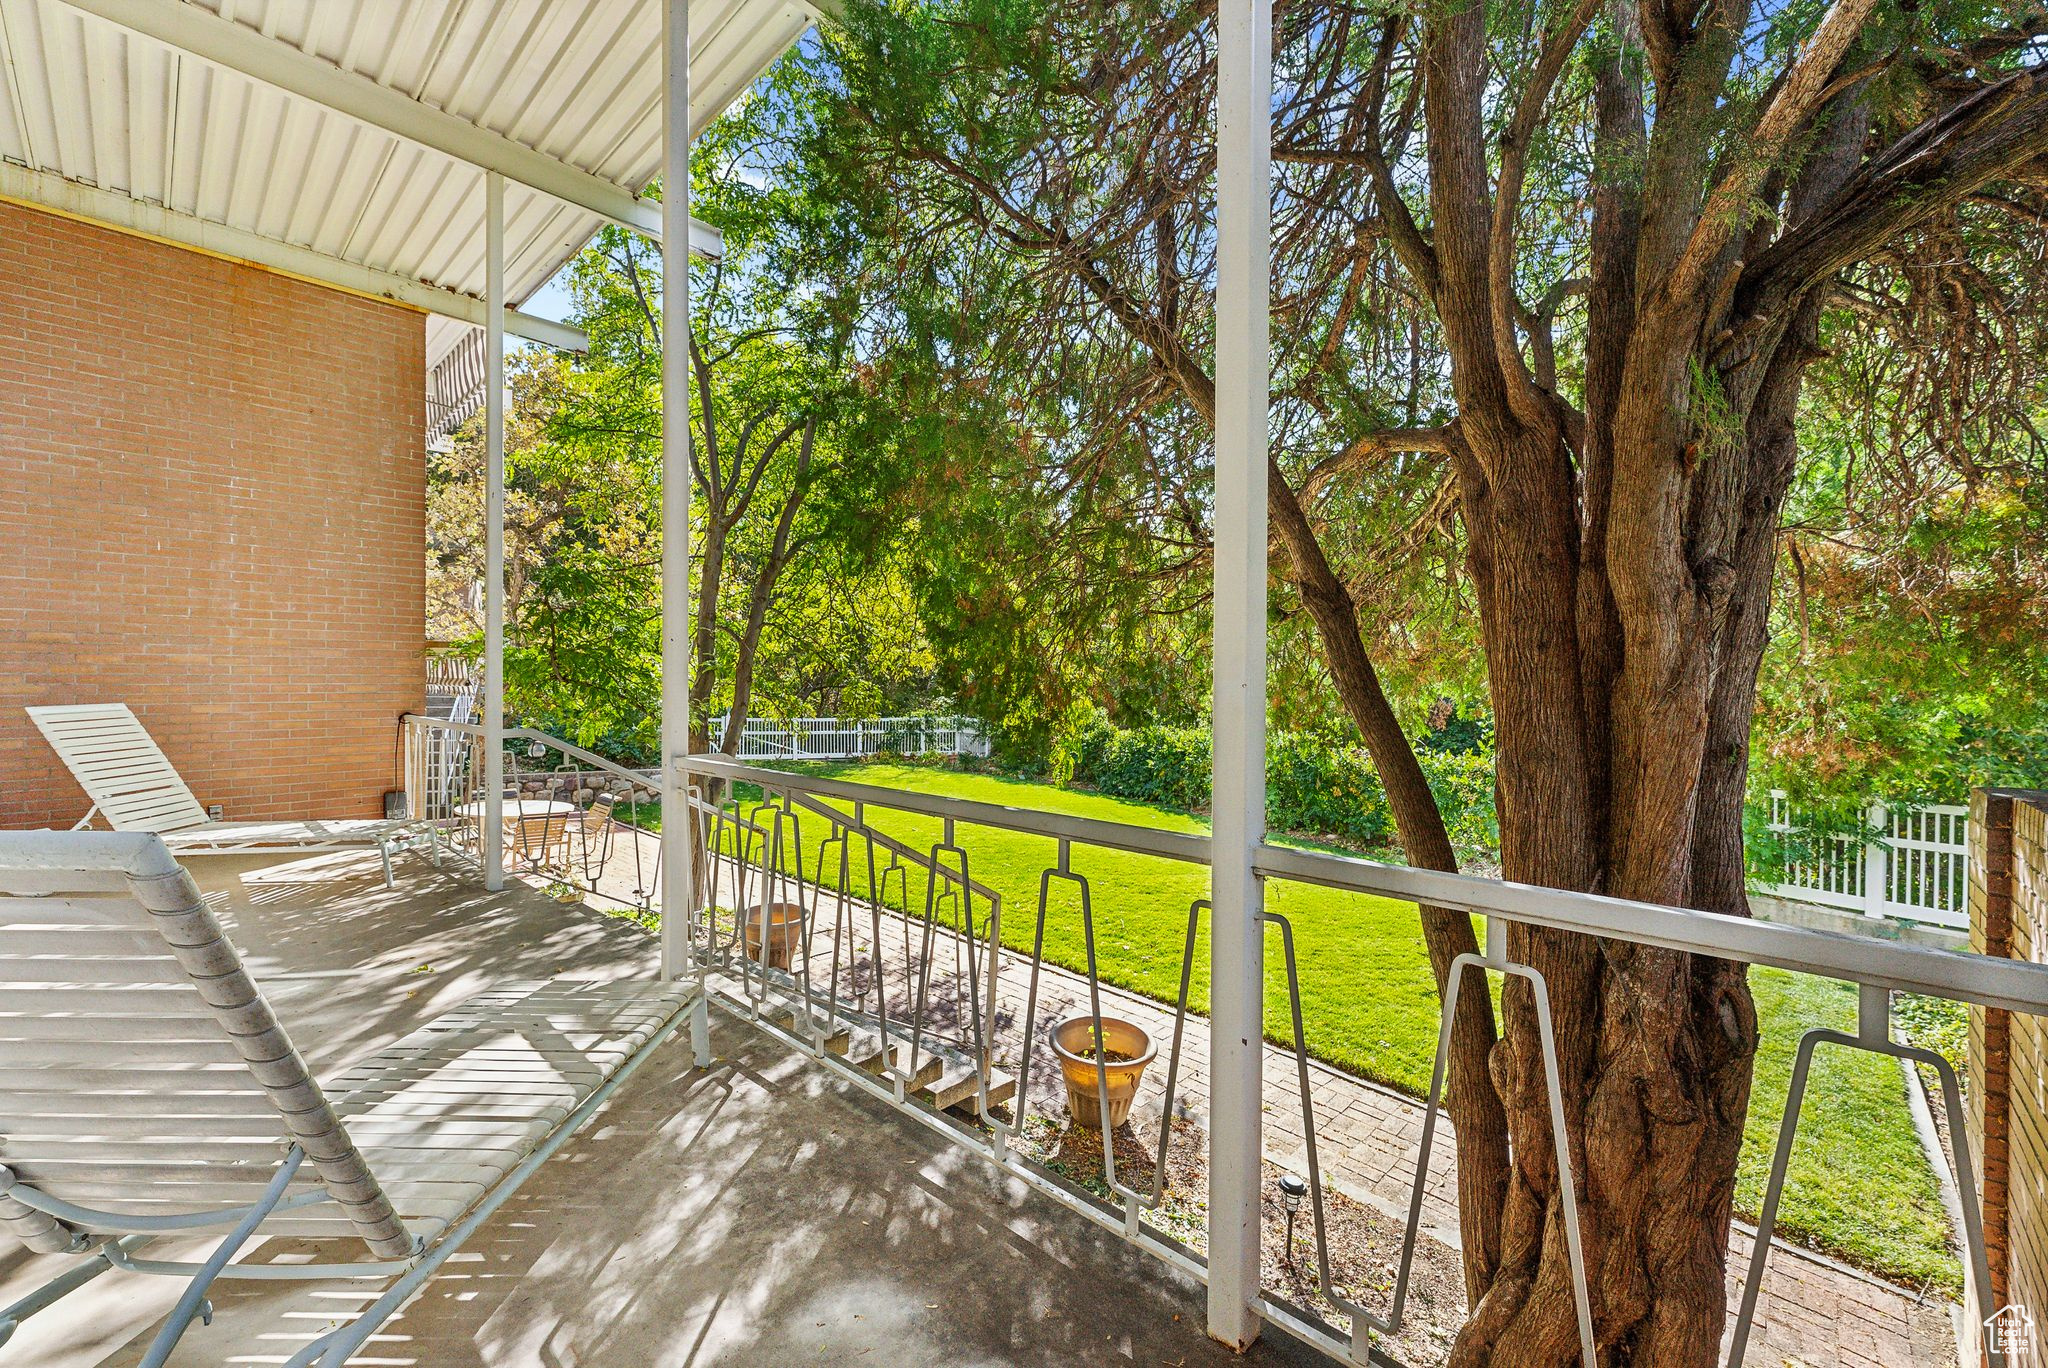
[0,831,701,1366]
[28,703,413,887]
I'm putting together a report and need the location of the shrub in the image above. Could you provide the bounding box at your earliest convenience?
[1415,748,1499,854]
[1065,719,1500,857]
[1267,732,1393,845]
[514,710,660,768]
[1075,723,1212,811]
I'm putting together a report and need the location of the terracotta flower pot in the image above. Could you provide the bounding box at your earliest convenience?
[741,901,806,970]
[1051,1014,1157,1131]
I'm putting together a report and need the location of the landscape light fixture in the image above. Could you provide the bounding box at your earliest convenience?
[1276,1173,1309,1265]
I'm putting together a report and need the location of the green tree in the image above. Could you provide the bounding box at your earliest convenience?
[429,132,931,759]
[427,351,666,754]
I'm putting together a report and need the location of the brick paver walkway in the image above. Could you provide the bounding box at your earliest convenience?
[584,825,1958,1368]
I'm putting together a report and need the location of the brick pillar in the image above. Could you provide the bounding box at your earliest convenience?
[1970,789,2016,1308]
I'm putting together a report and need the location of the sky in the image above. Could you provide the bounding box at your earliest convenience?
[522,274,577,325]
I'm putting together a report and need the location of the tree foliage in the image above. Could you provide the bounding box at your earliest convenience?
[425,131,937,756]
[1754,212,2048,807]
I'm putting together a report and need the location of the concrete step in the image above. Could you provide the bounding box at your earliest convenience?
[761,1001,855,1053]
[735,980,971,1098]
[980,1072,1018,1111]
[840,1033,945,1089]
[917,1061,1018,1113]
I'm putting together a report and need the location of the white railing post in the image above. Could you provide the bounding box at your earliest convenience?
[401,719,418,821]
[659,0,698,1013]
[1209,0,1270,1346]
[481,170,507,892]
[1863,799,1890,919]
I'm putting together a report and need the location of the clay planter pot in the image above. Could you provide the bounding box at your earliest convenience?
[740,901,806,970]
[1051,1014,1157,1131]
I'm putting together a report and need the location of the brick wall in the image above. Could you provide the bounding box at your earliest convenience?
[1970,788,2048,1365]
[0,200,424,829]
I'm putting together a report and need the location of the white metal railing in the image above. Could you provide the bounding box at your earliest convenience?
[710,714,990,761]
[1764,791,1970,927]
[400,714,486,860]
[502,728,668,914]
[424,653,478,690]
[399,717,668,913]
[674,755,2044,1368]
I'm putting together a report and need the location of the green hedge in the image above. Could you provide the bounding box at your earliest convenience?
[1068,719,1499,857]
[1071,722,1211,811]
[1268,731,1394,845]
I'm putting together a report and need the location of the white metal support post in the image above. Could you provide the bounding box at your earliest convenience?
[482,170,508,892]
[659,0,708,1065]
[1209,0,1272,1347]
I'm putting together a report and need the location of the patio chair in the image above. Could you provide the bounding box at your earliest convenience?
[27,703,412,887]
[574,792,620,881]
[0,831,700,1367]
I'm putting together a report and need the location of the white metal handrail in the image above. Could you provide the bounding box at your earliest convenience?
[399,717,676,914]
[687,754,1211,864]
[677,753,2038,1368]
[400,714,486,863]
[688,755,2048,1013]
[681,758,1210,1262]
[700,785,1005,1075]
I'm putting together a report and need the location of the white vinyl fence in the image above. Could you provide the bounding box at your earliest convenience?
[1764,791,1969,928]
[711,714,990,762]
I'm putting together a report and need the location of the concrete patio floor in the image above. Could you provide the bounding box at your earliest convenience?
[0,847,1322,1368]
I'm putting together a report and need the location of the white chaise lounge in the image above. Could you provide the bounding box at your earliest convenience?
[28,703,414,887]
[0,831,702,1367]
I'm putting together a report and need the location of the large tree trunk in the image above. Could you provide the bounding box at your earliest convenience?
[1444,409,1781,1368]
[1384,0,1999,1352]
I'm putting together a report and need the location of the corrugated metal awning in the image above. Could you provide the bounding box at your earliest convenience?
[0,0,816,373]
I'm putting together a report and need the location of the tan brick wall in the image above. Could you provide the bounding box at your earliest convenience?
[1972,788,2048,1366]
[0,200,424,829]
[2008,799,2048,1360]
[1972,791,2017,1307]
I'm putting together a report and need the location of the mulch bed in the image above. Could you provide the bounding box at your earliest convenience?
[1011,1109,1469,1366]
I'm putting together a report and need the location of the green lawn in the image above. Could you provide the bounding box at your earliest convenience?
[1742,969,1959,1291]
[646,760,1959,1291]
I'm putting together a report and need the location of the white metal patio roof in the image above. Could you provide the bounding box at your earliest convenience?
[0,0,816,374]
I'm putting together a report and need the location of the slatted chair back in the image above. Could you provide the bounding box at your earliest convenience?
[584,793,619,838]
[0,832,413,1259]
[25,705,209,834]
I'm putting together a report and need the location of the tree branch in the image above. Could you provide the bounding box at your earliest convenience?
[1671,0,1881,301]
[1357,17,1441,297]
[1300,425,1456,501]
[1735,63,2048,331]
[1489,0,1604,419]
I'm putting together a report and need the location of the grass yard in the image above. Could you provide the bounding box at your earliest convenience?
[642,760,1959,1291]
[1742,969,1959,1291]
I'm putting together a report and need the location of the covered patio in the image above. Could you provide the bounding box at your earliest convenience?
[0,850,1313,1368]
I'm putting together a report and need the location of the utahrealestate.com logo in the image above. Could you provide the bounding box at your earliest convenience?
[1986,1303,2036,1357]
